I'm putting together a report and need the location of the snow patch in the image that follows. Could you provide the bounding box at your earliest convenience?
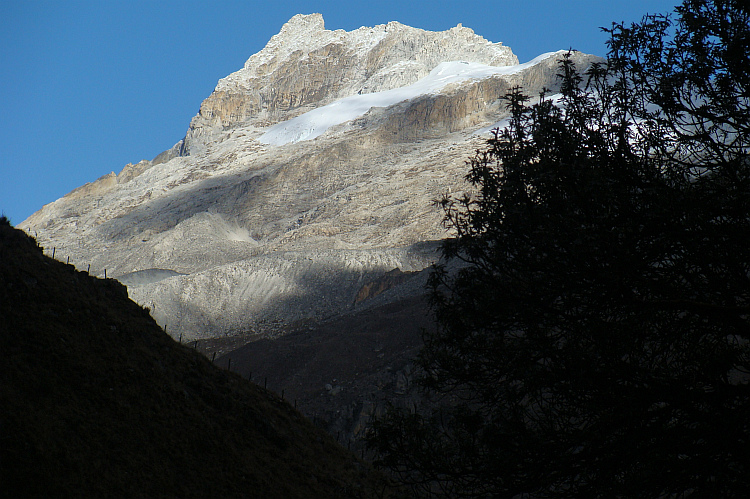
[259,52,568,146]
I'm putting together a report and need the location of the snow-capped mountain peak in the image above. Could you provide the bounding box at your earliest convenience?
[22,15,599,341]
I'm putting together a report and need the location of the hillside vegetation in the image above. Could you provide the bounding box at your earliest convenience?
[0,216,392,498]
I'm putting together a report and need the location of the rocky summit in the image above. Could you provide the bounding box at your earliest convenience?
[22,14,600,342]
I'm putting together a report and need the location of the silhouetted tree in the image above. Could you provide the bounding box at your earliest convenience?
[368,1,750,496]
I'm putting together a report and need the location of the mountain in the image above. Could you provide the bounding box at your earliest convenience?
[18,15,602,452]
[20,14,600,343]
[0,216,395,497]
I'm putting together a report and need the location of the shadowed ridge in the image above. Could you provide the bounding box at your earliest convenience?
[0,216,395,498]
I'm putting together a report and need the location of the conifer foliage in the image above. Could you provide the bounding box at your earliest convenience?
[368,1,750,496]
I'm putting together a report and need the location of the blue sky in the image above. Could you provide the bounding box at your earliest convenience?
[1,0,678,224]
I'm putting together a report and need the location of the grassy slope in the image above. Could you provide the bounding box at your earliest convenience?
[0,217,391,498]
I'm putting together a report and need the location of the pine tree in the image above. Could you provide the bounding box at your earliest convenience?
[368,2,750,496]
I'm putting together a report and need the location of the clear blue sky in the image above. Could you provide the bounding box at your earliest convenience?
[0,0,679,224]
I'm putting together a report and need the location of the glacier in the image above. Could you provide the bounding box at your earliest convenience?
[259,51,569,146]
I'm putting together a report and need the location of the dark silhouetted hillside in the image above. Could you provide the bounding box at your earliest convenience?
[0,216,392,498]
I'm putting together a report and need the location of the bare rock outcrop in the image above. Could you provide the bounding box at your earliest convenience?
[183,13,517,154]
[354,268,418,304]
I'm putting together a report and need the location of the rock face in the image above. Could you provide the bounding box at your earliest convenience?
[21,14,600,342]
[186,13,517,152]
